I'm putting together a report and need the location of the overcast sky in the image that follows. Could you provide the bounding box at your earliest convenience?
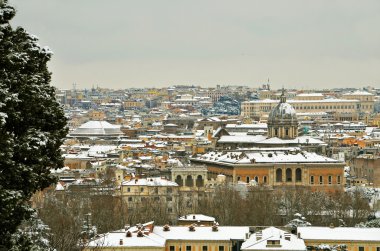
[9,0,380,90]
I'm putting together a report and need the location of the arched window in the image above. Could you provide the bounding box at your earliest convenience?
[263,176,267,183]
[276,169,282,182]
[175,175,183,186]
[296,168,302,182]
[254,176,259,183]
[237,176,241,181]
[286,168,292,182]
[196,175,204,187]
[274,128,278,136]
[185,175,193,187]
[246,176,250,183]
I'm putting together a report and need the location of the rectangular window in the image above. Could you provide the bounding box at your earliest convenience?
[219,246,225,251]
[319,176,323,185]
[358,247,364,251]
[127,187,130,192]
[140,188,144,192]
[203,246,208,251]
[328,176,332,184]
[310,176,314,185]
[186,246,192,251]
[170,246,175,251]
[337,176,341,184]
[376,247,380,251]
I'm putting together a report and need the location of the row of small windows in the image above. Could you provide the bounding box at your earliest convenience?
[170,246,224,251]
[237,176,267,184]
[361,105,373,109]
[310,175,341,185]
[126,187,173,193]
[292,105,356,110]
[244,104,358,111]
[237,171,342,185]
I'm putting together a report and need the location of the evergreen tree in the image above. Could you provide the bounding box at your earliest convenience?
[0,1,67,249]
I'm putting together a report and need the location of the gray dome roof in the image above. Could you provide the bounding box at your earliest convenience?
[268,102,297,124]
[70,121,123,138]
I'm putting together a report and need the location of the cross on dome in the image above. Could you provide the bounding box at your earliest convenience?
[280,87,286,103]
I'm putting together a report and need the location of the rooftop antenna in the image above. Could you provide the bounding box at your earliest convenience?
[72,83,77,106]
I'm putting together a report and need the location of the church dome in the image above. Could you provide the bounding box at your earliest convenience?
[70,120,123,138]
[268,102,297,123]
[267,89,298,139]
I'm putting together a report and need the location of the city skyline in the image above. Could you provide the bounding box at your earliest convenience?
[10,0,380,89]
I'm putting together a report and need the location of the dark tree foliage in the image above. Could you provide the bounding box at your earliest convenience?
[0,1,67,248]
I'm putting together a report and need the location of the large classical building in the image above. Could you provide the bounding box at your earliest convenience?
[190,148,345,192]
[241,98,360,121]
[241,90,375,122]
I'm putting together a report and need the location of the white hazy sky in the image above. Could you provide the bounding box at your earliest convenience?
[9,0,380,89]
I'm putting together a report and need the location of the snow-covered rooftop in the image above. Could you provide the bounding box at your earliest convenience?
[87,225,249,248]
[342,90,374,96]
[296,93,323,97]
[241,227,306,251]
[298,226,380,241]
[244,99,359,104]
[218,135,326,146]
[121,177,178,187]
[225,123,268,129]
[178,214,215,222]
[194,150,341,164]
[70,120,123,137]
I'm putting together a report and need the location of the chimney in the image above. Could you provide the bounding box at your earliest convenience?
[137,230,144,237]
[126,231,132,237]
[193,215,196,220]
[189,224,196,232]
[329,223,334,228]
[256,232,262,240]
[212,223,218,232]
[163,224,170,231]
[119,239,123,245]
[284,233,291,241]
